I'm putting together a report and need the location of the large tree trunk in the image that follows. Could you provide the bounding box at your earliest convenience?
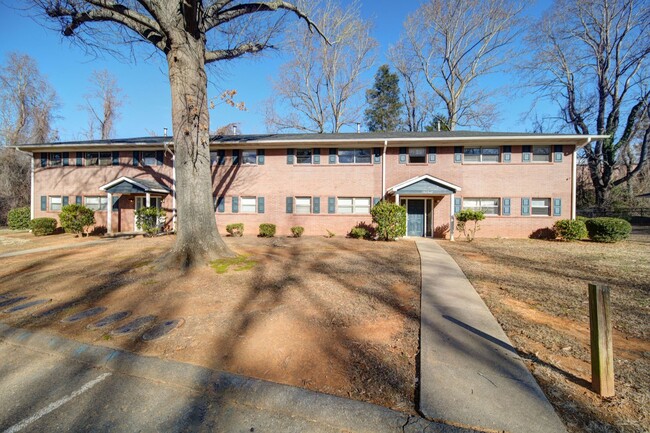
[164,36,235,267]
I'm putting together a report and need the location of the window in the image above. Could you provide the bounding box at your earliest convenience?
[531,198,551,215]
[463,198,500,215]
[338,148,371,164]
[337,197,371,214]
[142,151,158,166]
[533,146,551,162]
[296,149,312,164]
[50,153,62,167]
[408,147,426,163]
[240,196,256,213]
[242,150,257,165]
[210,151,219,165]
[49,196,62,211]
[85,152,111,166]
[463,147,500,162]
[295,197,312,214]
[84,196,108,211]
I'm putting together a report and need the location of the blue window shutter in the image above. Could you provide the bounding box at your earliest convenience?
[328,197,335,213]
[156,150,164,165]
[521,197,530,215]
[553,198,562,216]
[286,196,293,213]
[554,145,563,162]
[257,149,265,165]
[454,147,462,163]
[328,148,337,164]
[373,197,380,206]
[454,197,462,214]
[313,197,320,214]
[40,153,47,168]
[287,148,294,164]
[133,151,140,166]
[399,147,407,164]
[40,196,46,211]
[112,196,119,211]
[62,196,69,207]
[76,196,82,205]
[502,198,511,216]
[313,148,321,164]
[503,146,511,163]
[217,196,225,213]
[258,196,265,214]
[218,150,225,165]
[373,148,381,164]
[522,145,531,162]
[232,149,240,165]
[63,152,69,166]
[232,196,239,213]
[76,153,82,166]
[428,147,437,163]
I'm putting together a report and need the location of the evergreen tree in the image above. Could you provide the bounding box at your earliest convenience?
[364,65,403,132]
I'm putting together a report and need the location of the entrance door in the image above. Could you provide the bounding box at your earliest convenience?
[407,200,425,236]
[135,196,162,231]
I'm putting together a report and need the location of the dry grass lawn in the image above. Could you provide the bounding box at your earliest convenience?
[440,227,650,433]
[0,234,420,412]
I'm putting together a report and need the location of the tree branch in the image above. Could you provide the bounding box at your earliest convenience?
[205,41,270,62]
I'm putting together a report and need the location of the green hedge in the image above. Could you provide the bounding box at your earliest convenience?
[258,223,276,237]
[553,219,588,241]
[7,207,30,230]
[59,204,96,235]
[290,226,304,238]
[135,206,165,236]
[371,201,406,241]
[585,217,631,243]
[349,227,368,239]
[29,218,58,236]
[226,223,244,237]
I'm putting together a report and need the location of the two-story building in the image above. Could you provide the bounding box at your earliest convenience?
[15,131,605,239]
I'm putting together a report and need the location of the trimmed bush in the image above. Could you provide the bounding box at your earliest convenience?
[585,217,631,243]
[29,218,57,236]
[553,219,587,241]
[258,223,276,237]
[7,207,30,230]
[59,204,96,236]
[226,223,244,237]
[349,227,368,239]
[455,209,485,242]
[135,206,166,236]
[371,201,406,241]
[290,226,304,238]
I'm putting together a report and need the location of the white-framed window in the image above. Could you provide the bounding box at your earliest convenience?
[296,149,312,164]
[531,198,551,215]
[463,198,500,215]
[240,196,257,213]
[84,196,108,211]
[295,196,312,214]
[463,147,500,162]
[210,151,219,165]
[50,152,62,167]
[338,148,371,164]
[408,147,427,163]
[142,151,157,166]
[242,150,257,165]
[49,196,62,211]
[532,146,551,162]
[337,197,371,214]
[85,152,111,166]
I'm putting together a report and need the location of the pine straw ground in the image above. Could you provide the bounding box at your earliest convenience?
[440,226,650,433]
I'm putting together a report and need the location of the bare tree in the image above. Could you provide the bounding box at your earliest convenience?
[265,0,376,133]
[27,0,324,267]
[83,69,124,140]
[526,0,650,207]
[400,0,526,130]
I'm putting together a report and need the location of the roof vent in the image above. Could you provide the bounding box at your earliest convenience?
[232,124,238,135]
[356,122,361,133]
[163,127,168,137]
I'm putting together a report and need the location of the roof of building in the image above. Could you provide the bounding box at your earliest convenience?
[99,176,170,194]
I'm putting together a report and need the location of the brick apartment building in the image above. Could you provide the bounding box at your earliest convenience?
[15,131,605,239]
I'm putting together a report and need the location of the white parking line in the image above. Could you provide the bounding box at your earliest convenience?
[3,372,112,433]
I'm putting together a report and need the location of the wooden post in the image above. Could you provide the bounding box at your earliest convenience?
[589,283,615,397]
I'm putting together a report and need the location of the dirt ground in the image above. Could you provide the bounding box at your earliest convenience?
[440,227,650,433]
[0,234,421,412]
[0,229,102,254]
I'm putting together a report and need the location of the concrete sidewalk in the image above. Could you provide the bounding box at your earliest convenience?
[416,239,567,433]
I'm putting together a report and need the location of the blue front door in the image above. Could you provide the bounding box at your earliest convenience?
[407,200,425,236]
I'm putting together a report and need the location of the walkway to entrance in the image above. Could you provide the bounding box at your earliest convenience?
[416,239,566,433]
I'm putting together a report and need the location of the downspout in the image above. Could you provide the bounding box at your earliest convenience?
[382,140,387,198]
[573,139,588,219]
[30,152,34,220]
[165,142,177,232]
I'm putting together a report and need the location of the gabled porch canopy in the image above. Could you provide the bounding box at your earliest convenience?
[388,174,461,195]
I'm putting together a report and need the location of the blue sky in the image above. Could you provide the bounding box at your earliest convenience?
[0,1,554,141]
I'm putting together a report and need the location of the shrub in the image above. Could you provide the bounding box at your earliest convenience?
[290,226,304,238]
[371,201,406,241]
[59,204,96,236]
[455,209,485,242]
[29,217,57,236]
[7,207,30,230]
[135,206,166,236]
[89,226,107,236]
[349,227,368,239]
[258,223,276,237]
[529,227,557,240]
[585,217,631,243]
[553,219,587,241]
[226,223,244,237]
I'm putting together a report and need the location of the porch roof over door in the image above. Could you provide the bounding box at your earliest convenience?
[388,175,461,196]
[99,176,170,195]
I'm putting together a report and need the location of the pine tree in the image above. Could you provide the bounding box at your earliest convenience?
[364,65,403,132]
